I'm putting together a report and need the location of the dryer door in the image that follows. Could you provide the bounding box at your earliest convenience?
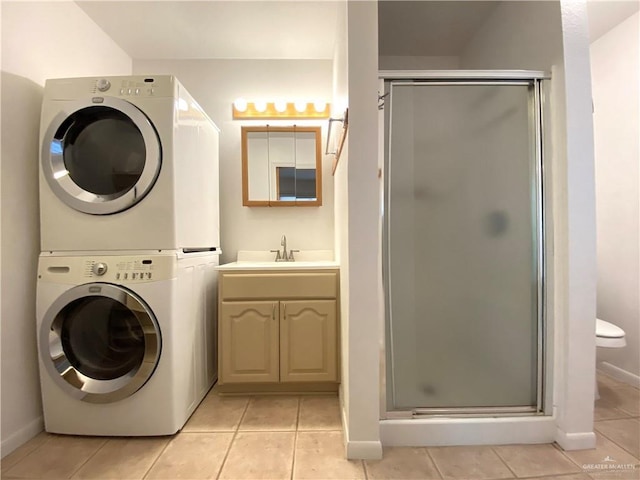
[40,283,161,404]
[41,97,161,215]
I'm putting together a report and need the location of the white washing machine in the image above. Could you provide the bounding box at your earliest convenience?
[39,75,220,252]
[36,250,218,436]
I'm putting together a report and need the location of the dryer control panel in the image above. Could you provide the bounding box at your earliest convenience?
[83,259,157,282]
[43,75,175,101]
[38,254,177,284]
[93,76,174,98]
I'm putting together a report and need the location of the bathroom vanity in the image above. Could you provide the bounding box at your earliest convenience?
[216,253,340,394]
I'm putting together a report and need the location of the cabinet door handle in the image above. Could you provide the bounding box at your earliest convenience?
[272,303,276,320]
[283,303,287,319]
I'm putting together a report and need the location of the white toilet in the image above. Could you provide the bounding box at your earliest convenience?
[595,318,626,400]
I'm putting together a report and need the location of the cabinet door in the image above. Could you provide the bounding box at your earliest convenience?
[280,300,337,382]
[220,301,279,383]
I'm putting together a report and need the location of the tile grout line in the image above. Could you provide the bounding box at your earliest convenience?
[424,447,445,480]
[141,437,173,480]
[2,434,53,477]
[69,437,110,478]
[592,425,640,460]
[490,446,519,479]
[66,436,109,479]
[215,396,252,480]
[291,396,301,480]
[612,406,640,417]
[555,442,595,472]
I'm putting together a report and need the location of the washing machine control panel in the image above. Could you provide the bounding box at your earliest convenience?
[77,256,176,283]
[92,262,108,276]
[95,78,111,92]
[38,254,179,284]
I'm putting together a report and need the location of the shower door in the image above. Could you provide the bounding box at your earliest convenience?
[384,77,544,413]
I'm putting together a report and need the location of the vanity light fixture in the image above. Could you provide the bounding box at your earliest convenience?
[314,100,327,112]
[232,100,331,119]
[233,97,248,112]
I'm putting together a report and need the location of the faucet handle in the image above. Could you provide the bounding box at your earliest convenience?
[288,249,300,261]
[270,249,282,261]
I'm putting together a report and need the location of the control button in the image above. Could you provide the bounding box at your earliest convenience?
[120,88,125,95]
[148,88,154,95]
[148,272,152,279]
[127,88,132,95]
[96,78,111,92]
[116,273,120,280]
[124,273,128,280]
[92,262,108,276]
[135,88,140,95]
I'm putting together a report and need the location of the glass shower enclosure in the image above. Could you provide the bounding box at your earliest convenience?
[383,72,546,415]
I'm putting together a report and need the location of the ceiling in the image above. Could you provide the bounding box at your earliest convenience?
[586,0,640,42]
[76,0,640,61]
[76,1,341,60]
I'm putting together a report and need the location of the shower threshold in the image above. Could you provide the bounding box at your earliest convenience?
[387,405,542,419]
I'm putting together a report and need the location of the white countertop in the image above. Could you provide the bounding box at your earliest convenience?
[216,250,339,271]
[216,260,340,271]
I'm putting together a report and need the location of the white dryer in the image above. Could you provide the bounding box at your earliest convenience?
[39,75,220,252]
[36,251,218,436]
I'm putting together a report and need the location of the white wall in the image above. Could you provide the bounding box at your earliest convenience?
[378,55,459,70]
[331,0,351,446]
[591,12,640,383]
[342,0,382,459]
[1,1,132,457]
[460,1,564,71]
[133,60,334,264]
[459,0,597,450]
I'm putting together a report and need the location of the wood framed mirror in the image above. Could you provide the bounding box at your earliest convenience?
[241,126,322,206]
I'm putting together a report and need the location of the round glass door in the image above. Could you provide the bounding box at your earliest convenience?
[40,283,161,404]
[41,97,161,215]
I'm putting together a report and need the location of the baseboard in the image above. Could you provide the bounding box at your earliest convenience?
[1,416,44,459]
[338,390,383,460]
[555,428,596,450]
[346,440,383,460]
[339,387,348,452]
[598,362,640,388]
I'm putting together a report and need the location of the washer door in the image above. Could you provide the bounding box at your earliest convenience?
[41,97,161,215]
[40,283,161,404]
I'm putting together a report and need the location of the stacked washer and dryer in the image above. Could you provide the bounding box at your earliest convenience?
[36,76,221,435]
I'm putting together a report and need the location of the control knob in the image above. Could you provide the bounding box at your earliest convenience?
[96,78,111,92]
[92,262,108,276]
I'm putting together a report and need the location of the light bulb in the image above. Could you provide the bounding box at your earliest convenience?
[234,98,247,112]
[294,101,307,113]
[254,100,267,113]
[313,100,326,112]
[274,100,287,113]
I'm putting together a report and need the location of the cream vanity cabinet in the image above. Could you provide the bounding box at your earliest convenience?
[217,270,339,388]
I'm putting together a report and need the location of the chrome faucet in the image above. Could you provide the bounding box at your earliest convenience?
[270,235,299,262]
[281,235,287,260]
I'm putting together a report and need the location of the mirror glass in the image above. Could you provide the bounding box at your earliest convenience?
[242,126,322,206]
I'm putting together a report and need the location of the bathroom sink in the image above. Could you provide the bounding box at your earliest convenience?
[216,250,339,271]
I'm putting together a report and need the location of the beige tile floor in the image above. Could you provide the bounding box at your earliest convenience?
[2,373,638,480]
